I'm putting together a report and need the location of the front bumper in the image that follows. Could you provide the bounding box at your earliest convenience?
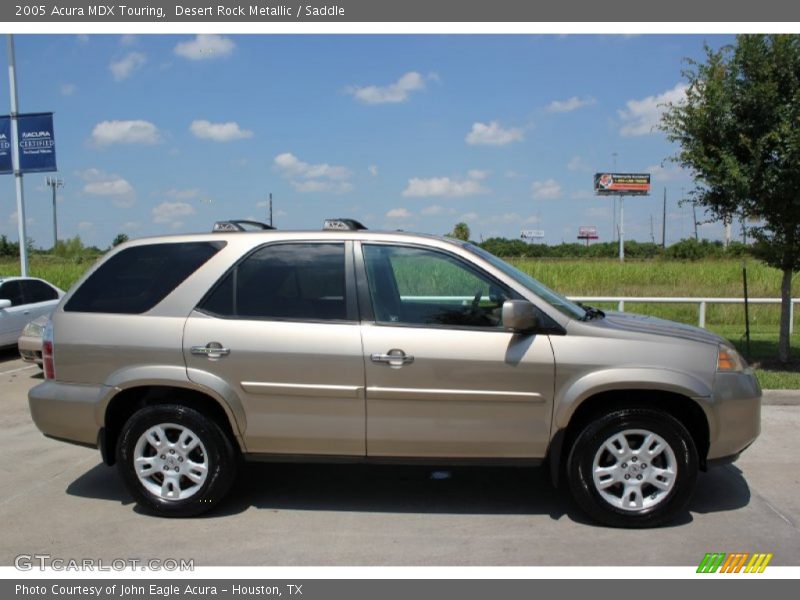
[28,380,113,447]
[706,370,761,462]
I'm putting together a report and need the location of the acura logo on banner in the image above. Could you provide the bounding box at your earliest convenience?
[0,112,57,174]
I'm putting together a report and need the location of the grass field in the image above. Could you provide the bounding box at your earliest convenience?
[2,254,798,388]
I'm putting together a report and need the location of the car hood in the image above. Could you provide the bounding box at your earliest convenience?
[598,311,725,346]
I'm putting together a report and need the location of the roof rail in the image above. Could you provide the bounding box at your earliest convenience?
[323,218,368,231]
[212,220,276,232]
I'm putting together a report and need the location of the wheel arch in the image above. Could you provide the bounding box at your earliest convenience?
[100,384,245,466]
[547,388,711,487]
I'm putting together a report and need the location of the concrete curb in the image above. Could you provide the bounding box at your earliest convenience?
[762,389,800,405]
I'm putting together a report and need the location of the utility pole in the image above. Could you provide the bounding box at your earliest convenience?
[7,35,28,276]
[612,152,618,244]
[692,198,699,241]
[45,176,63,250]
[662,187,667,250]
[267,192,273,227]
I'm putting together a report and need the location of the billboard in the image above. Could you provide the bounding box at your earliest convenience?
[521,229,545,240]
[594,172,650,196]
[578,226,598,238]
[0,112,57,174]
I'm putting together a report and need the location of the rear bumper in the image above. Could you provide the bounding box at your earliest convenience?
[706,370,761,461]
[18,334,42,365]
[28,380,112,447]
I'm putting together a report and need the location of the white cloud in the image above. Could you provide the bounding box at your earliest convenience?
[121,221,141,231]
[568,155,592,172]
[465,121,524,146]
[164,188,201,200]
[109,52,146,81]
[619,83,687,137]
[152,201,196,224]
[546,96,596,113]
[189,120,253,142]
[531,179,563,200]
[571,189,595,200]
[8,211,34,226]
[460,212,479,222]
[77,221,93,231]
[174,34,235,60]
[80,168,135,208]
[76,35,89,43]
[467,169,489,180]
[386,208,412,219]
[648,163,688,183]
[347,71,427,104]
[60,83,76,96]
[403,170,489,198]
[120,35,137,46]
[274,152,353,194]
[421,205,445,216]
[368,165,379,176]
[91,120,160,146]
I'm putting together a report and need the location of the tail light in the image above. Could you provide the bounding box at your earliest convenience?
[42,320,55,380]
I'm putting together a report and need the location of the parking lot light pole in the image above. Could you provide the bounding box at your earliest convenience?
[45,177,63,250]
[7,34,28,276]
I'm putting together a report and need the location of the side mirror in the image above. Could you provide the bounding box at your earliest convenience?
[502,300,539,333]
[0,299,11,310]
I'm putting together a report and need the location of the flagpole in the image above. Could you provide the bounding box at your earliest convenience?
[7,34,28,276]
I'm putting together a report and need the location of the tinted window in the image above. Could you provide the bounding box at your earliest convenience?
[65,242,224,314]
[21,280,59,303]
[200,243,347,321]
[0,281,24,307]
[362,245,513,328]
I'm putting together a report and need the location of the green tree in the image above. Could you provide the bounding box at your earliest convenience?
[661,35,800,362]
[449,222,471,242]
[112,233,129,247]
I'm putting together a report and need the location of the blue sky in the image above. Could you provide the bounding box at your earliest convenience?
[0,34,733,248]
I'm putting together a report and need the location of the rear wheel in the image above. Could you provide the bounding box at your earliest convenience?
[116,404,237,517]
[566,408,698,528]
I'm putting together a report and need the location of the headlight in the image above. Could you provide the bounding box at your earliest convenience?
[22,320,45,338]
[717,344,746,372]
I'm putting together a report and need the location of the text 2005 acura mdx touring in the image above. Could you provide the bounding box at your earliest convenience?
[28,219,761,527]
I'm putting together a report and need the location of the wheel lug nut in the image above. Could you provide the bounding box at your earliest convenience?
[174,467,179,472]
[641,463,647,469]
[637,474,643,480]
[169,449,175,454]
[163,466,168,471]
[178,457,184,462]
[624,474,630,480]
[622,463,628,468]
[632,457,637,462]
[160,454,165,459]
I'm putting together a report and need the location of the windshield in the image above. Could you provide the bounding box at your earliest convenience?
[463,244,586,320]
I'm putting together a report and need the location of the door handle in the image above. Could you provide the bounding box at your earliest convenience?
[371,349,414,367]
[191,342,230,359]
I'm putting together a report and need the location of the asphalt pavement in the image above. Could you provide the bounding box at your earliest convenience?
[0,348,798,566]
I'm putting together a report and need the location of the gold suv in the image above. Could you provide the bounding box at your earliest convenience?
[28,219,761,527]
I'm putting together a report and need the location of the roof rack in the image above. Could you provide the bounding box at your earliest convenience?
[323,218,368,231]
[212,220,276,232]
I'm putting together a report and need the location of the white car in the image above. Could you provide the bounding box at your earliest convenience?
[0,277,64,348]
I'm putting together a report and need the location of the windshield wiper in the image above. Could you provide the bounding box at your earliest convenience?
[577,302,605,321]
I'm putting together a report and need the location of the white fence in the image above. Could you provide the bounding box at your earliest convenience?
[568,296,799,334]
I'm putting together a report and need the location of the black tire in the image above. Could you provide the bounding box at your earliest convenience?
[116,404,238,517]
[566,408,698,528]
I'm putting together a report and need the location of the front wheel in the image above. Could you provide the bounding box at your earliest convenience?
[566,408,698,528]
[116,404,238,517]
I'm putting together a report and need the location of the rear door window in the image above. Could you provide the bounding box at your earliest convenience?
[199,243,349,321]
[64,242,224,314]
